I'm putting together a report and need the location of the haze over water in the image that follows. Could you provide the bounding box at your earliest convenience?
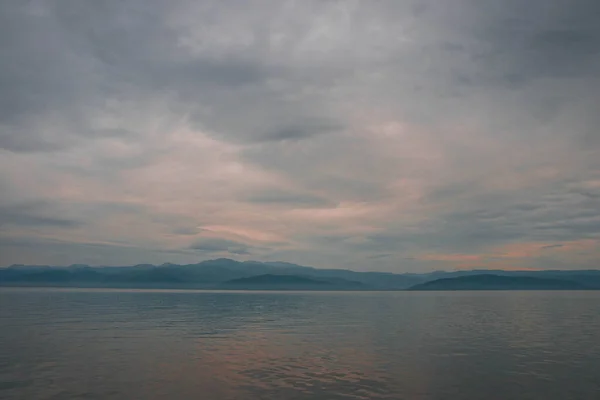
[2,288,599,399]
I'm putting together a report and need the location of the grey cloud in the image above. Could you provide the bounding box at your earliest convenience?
[187,88,342,144]
[242,133,392,202]
[0,202,81,228]
[533,217,600,239]
[259,119,342,142]
[2,0,598,150]
[353,182,600,257]
[0,3,76,123]
[172,227,199,236]
[57,0,340,145]
[1,0,599,270]
[189,238,255,255]
[542,244,564,250]
[431,194,600,249]
[570,187,600,200]
[71,201,146,218]
[244,188,334,208]
[422,0,600,83]
[505,1,600,79]
[0,0,282,152]
[0,234,197,267]
[0,1,113,152]
[366,254,393,260]
[354,234,407,253]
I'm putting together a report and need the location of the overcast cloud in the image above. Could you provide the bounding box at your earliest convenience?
[1,0,599,271]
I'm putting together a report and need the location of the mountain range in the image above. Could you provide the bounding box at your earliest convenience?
[408,274,590,291]
[2,259,600,290]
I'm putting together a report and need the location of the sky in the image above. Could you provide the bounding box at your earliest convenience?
[1,0,599,272]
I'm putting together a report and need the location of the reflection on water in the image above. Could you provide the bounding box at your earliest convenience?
[1,289,600,399]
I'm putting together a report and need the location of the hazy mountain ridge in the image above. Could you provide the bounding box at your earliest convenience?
[0,259,419,290]
[409,274,591,291]
[2,259,600,290]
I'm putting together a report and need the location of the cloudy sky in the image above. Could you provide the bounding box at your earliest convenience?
[1,0,599,271]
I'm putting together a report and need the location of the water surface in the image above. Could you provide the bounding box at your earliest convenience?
[1,288,599,399]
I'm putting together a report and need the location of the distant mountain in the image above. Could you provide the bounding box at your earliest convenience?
[2,260,600,290]
[226,274,328,285]
[408,274,589,291]
[0,259,422,290]
[421,269,600,288]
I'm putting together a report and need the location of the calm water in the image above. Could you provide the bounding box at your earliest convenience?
[1,289,599,399]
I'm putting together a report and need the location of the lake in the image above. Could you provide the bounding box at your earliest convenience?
[1,288,599,399]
